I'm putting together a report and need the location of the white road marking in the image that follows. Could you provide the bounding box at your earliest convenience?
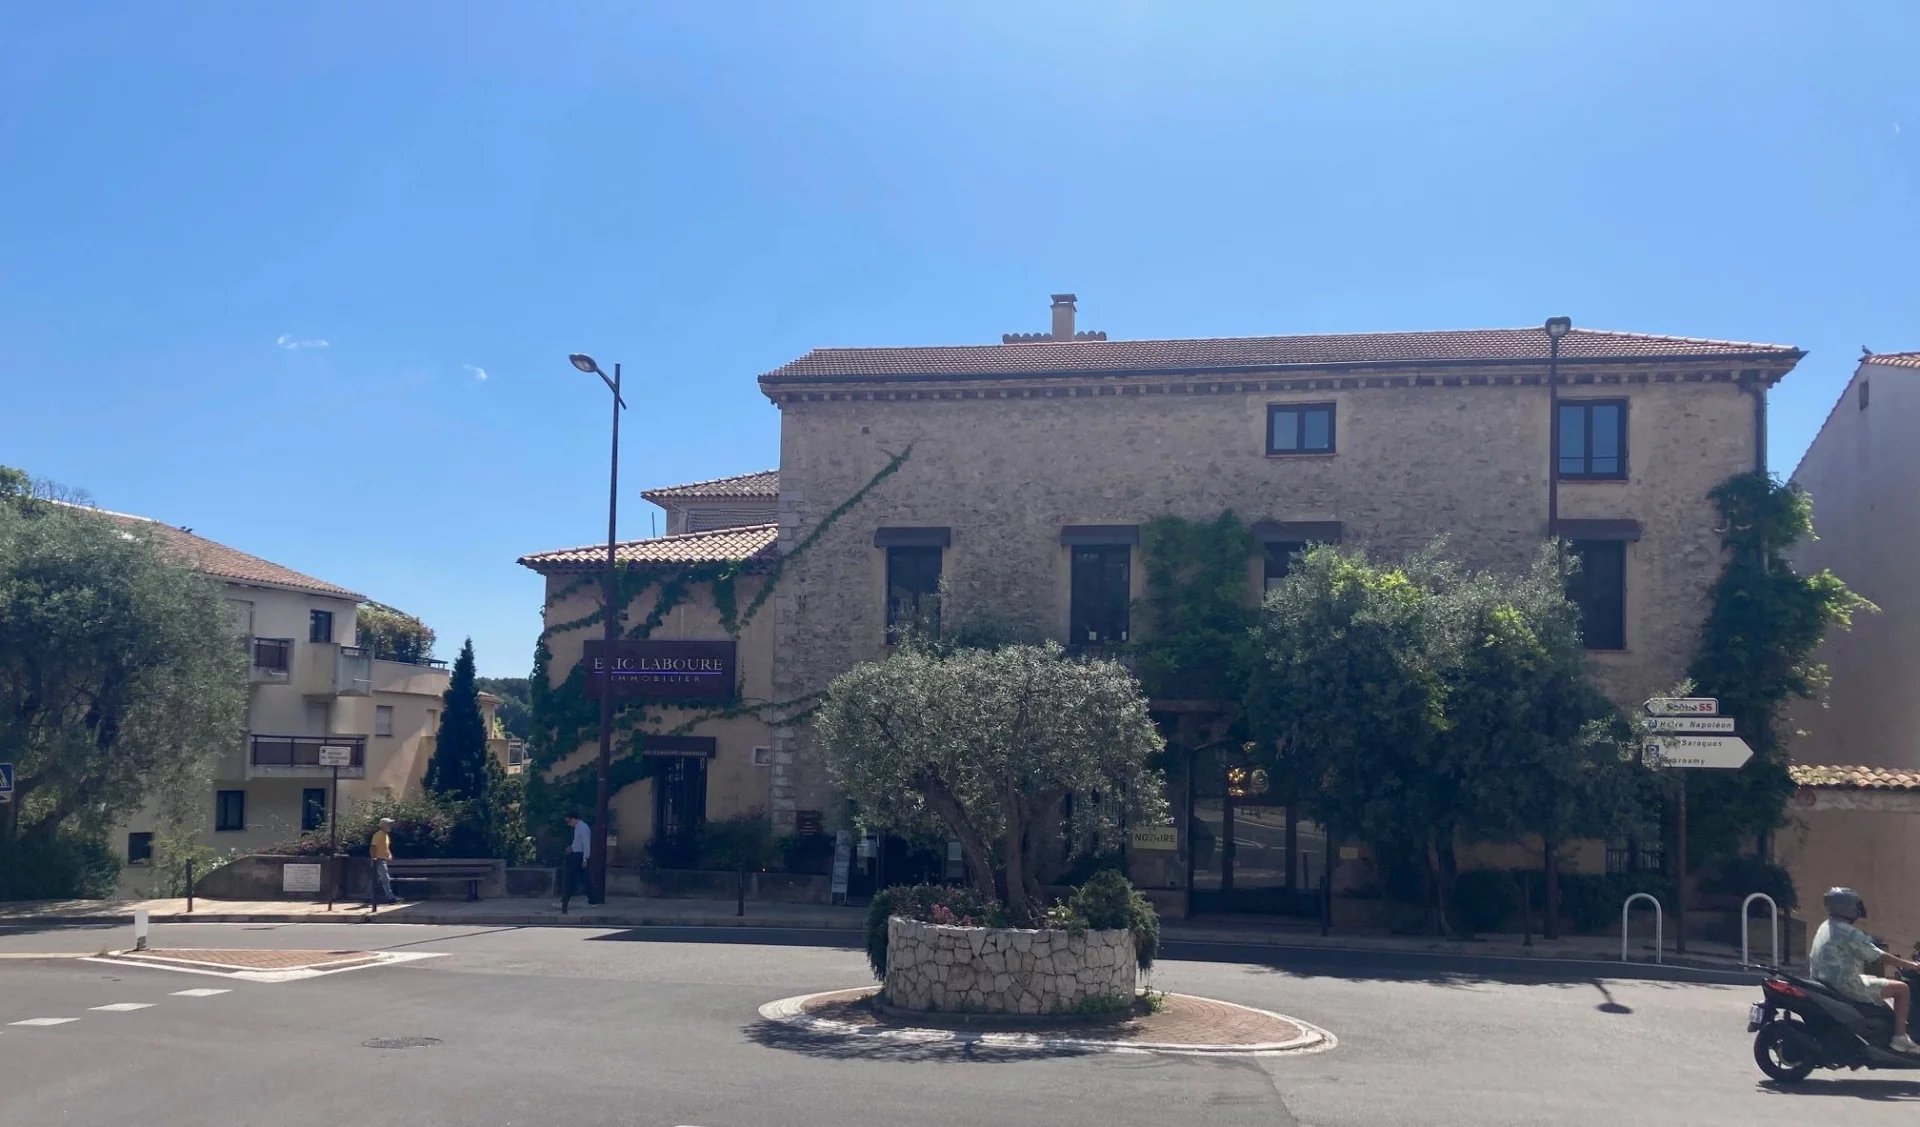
[169,988,230,997]
[89,1003,154,1012]
[10,1017,79,1026]
[85,950,446,984]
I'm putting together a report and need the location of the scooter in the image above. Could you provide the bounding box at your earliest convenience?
[1748,944,1920,1083]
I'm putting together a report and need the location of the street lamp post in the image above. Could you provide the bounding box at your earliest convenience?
[1542,316,1571,941]
[570,351,625,906]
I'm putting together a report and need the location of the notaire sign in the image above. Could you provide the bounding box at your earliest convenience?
[581,640,737,702]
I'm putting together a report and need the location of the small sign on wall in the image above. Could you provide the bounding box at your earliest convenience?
[1130,826,1178,852]
[282,863,322,894]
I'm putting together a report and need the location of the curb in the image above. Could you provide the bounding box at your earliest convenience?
[4,912,864,932]
[757,989,1336,1057]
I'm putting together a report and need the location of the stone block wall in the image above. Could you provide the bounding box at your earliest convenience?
[884,918,1137,1014]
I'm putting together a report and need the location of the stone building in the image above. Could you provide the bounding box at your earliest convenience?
[522,297,1803,912]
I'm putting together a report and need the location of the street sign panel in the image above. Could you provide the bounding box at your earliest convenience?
[0,762,13,794]
[317,745,354,768]
[1645,697,1719,716]
[1646,735,1753,770]
[1646,716,1737,734]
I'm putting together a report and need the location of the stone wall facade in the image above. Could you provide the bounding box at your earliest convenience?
[884,918,1137,1014]
[765,360,1780,828]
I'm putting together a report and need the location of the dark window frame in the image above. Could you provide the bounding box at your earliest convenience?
[1567,539,1627,651]
[884,545,944,642]
[301,788,328,833]
[215,789,246,832]
[1557,398,1629,481]
[1860,379,1870,410]
[127,832,154,865]
[309,609,334,644]
[1069,543,1132,646]
[1263,541,1306,592]
[1266,403,1337,456]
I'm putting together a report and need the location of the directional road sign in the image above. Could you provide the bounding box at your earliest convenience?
[1646,716,1737,734]
[1645,697,1720,717]
[0,762,12,805]
[1645,735,1753,770]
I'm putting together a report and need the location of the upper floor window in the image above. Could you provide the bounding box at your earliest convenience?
[1566,539,1626,650]
[1557,400,1627,480]
[1267,404,1336,455]
[309,609,334,643]
[375,705,394,737]
[885,546,943,642]
[1069,545,1131,645]
[215,789,246,832]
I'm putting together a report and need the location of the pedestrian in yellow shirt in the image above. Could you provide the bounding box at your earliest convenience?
[368,817,395,906]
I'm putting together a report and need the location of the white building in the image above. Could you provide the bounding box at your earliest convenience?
[94,510,474,891]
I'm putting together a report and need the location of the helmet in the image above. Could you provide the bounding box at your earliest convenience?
[1823,887,1868,921]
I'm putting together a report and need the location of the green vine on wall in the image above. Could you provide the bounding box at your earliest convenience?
[524,446,914,842]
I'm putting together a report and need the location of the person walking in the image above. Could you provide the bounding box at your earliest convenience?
[557,812,590,914]
[368,817,396,906]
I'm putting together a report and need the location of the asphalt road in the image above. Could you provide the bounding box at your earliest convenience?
[1,921,1915,1126]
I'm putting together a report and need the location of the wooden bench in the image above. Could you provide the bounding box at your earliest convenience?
[386,859,497,902]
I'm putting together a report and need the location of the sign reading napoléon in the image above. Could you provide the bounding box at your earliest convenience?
[581,639,737,702]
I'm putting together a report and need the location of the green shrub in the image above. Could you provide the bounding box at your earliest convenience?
[1449,870,1522,934]
[1699,856,1798,911]
[267,793,457,858]
[0,834,121,900]
[1057,848,1127,887]
[697,812,776,873]
[776,832,834,875]
[1069,870,1160,971]
[1559,872,1676,934]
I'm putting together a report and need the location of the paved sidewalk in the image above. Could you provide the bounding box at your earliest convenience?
[0,895,866,930]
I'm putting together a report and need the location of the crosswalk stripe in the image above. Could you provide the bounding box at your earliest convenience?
[169,988,231,998]
[10,1017,78,1026]
[90,1003,155,1012]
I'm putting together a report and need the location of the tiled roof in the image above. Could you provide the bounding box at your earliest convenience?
[1790,764,1920,791]
[640,470,779,501]
[761,327,1804,385]
[76,506,365,599]
[1866,352,1920,370]
[518,523,779,573]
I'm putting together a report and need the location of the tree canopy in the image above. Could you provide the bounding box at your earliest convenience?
[475,676,531,741]
[816,640,1168,921]
[0,483,245,854]
[355,601,436,664]
[1249,543,1639,933]
[423,638,490,803]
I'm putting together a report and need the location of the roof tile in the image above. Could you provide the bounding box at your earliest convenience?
[78,507,364,599]
[518,523,779,573]
[761,327,1802,385]
[1866,352,1920,371]
[1789,763,1920,791]
[640,469,778,501]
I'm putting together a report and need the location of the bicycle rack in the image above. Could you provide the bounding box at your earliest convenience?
[1743,892,1780,967]
[1622,893,1663,964]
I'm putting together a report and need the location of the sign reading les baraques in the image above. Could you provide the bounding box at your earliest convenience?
[582,639,737,703]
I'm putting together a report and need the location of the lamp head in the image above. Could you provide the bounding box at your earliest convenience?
[569,353,600,374]
[1544,317,1572,340]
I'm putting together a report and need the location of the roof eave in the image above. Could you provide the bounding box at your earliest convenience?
[759,350,1807,391]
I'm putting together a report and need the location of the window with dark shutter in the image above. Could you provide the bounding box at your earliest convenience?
[1069,545,1131,646]
[302,788,327,832]
[885,546,943,641]
[1567,540,1627,650]
[215,789,247,832]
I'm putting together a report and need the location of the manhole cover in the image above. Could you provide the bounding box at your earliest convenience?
[362,1036,441,1049]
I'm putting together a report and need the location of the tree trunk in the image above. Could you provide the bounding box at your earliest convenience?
[918,778,1000,904]
[1428,831,1460,936]
[1543,834,1561,940]
[1003,795,1031,923]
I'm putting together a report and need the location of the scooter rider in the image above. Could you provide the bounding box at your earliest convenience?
[1809,887,1920,1055]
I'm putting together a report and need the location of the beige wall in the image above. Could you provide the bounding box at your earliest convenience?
[1787,360,1920,769]
[1780,800,1920,954]
[539,572,775,861]
[765,363,1767,828]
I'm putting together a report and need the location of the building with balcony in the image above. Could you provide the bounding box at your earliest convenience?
[96,511,471,888]
[520,295,1803,912]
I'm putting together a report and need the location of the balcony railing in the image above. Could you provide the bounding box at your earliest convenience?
[299,643,374,698]
[249,734,367,775]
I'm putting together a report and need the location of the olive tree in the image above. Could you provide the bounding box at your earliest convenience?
[816,640,1167,921]
[0,484,245,865]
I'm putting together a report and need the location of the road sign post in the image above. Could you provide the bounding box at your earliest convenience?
[317,746,352,909]
[1641,697,1739,955]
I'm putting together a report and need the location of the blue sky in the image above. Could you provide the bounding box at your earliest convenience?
[3,3,1914,675]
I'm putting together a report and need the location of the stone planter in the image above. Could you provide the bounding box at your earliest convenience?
[883,917,1137,1016]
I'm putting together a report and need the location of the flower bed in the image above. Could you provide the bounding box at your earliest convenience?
[884,918,1137,1015]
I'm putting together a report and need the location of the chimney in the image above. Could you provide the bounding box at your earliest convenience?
[1050,293,1077,341]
